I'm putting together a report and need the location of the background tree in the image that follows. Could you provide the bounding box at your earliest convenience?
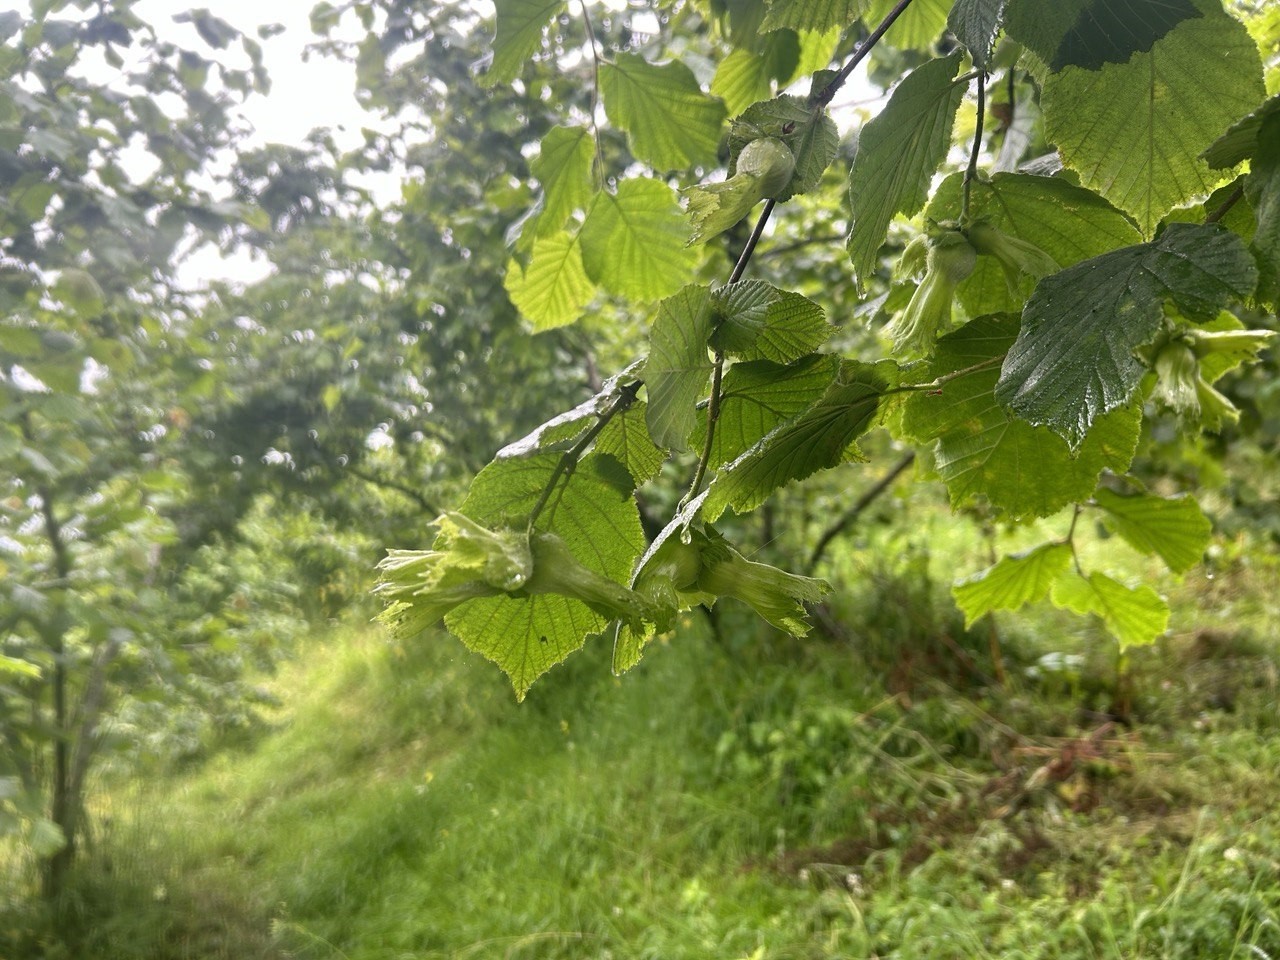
[0,1,272,896]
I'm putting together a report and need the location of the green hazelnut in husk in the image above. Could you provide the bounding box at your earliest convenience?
[885,228,977,358]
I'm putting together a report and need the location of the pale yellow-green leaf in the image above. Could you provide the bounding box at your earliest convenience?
[532,125,595,234]
[504,232,595,331]
[580,179,697,302]
[600,54,727,171]
[481,0,565,88]
[1050,571,1170,649]
[952,543,1072,628]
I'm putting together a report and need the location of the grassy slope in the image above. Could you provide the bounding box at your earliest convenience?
[9,537,1280,960]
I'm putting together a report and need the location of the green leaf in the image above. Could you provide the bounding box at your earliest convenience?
[995,223,1258,448]
[952,542,1072,627]
[901,314,1141,518]
[728,96,838,201]
[1201,93,1280,169]
[504,231,595,331]
[1005,0,1202,72]
[497,391,609,460]
[712,49,774,118]
[596,403,667,484]
[481,0,565,89]
[704,360,890,520]
[0,654,40,679]
[1093,488,1212,574]
[947,0,1006,67]
[846,53,966,290]
[444,454,645,699]
[600,54,727,171]
[710,280,832,363]
[694,354,840,468]
[866,0,952,49]
[926,172,1143,318]
[53,268,104,317]
[1041,2,1265,235]
[761,0,868,33]
[644,285,715,452]
[1050,571,1169,649]
[711,36,800,115]
[1245,113,1280,306]
[532,126,595,234]
[794,26,843,77]
[0,325,43,358]
[580,179,697,302]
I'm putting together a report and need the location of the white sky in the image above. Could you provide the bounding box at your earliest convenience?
[133,0,392,286]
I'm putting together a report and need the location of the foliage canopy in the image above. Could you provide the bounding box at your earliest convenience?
[373,0,1279,699]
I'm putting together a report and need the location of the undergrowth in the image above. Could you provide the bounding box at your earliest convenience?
[3,530,1278,960]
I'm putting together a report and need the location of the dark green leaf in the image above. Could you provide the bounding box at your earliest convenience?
[995,223,1257,448]
[846,53,966,289]
[1003,0,1199,70]
[704,360,890,519]
[947,0,1006,67]
[901,314,1141,517]
[694,354,840,468]
[1245,113,1280,306]
[1201,93,1280,169]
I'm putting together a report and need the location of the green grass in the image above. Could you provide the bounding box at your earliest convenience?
[4,528,1280,960]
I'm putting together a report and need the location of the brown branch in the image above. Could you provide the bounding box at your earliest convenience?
[805,451,915,574]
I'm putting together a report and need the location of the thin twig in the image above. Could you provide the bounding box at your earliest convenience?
[729,199,776,285]
[579,0,606,187]
[686,351,724,501]
[962,71,987,222]
[685,200,776,502]
[806,451,916,574]
[894,354,1006,394]
[1205,183,1244,225]
[1067,503,1084,576]
[527,381,641,529]
[344,463,440,515]
[815,0,919,107]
